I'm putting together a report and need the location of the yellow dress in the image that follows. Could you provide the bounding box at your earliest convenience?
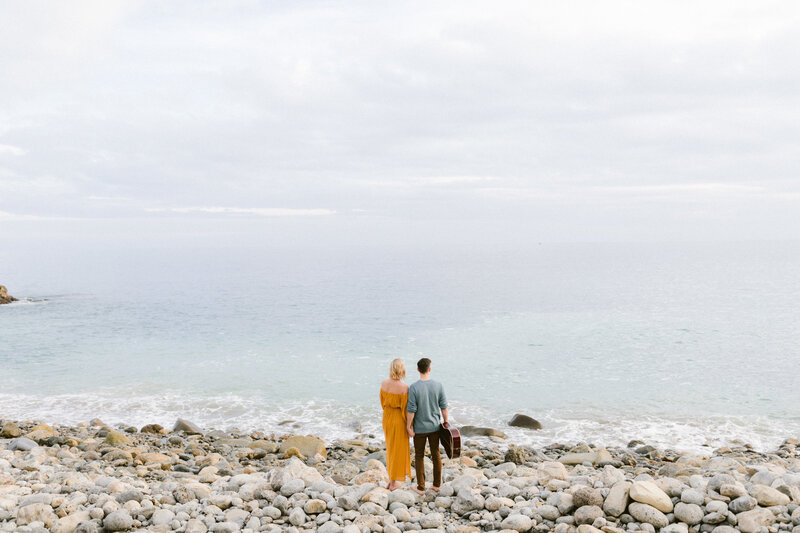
[380,389,411,482]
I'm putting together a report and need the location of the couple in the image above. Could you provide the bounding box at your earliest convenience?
[379,357,448,494]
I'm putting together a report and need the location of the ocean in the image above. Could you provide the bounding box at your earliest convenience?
[1,241,799,452]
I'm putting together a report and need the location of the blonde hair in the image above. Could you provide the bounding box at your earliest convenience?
[389,358,406,380]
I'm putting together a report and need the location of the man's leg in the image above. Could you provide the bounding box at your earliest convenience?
[413,433,427,491]
[429,432,442,488]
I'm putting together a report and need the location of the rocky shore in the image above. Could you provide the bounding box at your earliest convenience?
[0,286,16,305]
[1,418,799,533]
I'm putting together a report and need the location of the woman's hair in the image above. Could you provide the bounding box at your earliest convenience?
[389,358,406,380]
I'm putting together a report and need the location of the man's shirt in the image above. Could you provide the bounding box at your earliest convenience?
[407,379,448,434]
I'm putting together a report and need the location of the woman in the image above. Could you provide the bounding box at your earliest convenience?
[380,358,411,490]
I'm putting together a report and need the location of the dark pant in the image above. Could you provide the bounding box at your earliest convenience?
[413,431,441,490]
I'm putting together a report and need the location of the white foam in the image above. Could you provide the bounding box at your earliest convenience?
[0,392,796,452]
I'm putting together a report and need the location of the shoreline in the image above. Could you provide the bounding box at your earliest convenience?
[1,418,799,533]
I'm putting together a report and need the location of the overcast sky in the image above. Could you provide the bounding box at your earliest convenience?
[1,1,799,249]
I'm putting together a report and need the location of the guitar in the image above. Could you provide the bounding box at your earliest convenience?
[438,421,461,459]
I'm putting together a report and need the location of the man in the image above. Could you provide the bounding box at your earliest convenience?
[406,357,448,494]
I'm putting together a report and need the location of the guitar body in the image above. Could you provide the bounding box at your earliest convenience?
[438,423,461,459]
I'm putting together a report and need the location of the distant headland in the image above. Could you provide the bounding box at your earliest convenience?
[0,285,17,304]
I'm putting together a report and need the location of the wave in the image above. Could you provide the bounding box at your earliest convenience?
[0,391,796,453]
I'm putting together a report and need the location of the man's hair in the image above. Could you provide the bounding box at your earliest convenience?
[417,357,431,373]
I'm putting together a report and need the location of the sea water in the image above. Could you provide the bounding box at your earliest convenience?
[1,241,799,452]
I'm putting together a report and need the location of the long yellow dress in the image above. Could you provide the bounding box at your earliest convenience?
[380,389,411,482]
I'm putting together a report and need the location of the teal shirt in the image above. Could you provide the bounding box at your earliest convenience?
[407,379,448,434]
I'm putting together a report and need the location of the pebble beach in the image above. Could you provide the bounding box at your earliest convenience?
[1,418,799,533]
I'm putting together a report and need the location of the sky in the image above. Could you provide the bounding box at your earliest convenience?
[1,1,799,250]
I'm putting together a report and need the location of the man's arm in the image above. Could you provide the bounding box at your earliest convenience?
[406,385,416,437]
[439,383,449,426]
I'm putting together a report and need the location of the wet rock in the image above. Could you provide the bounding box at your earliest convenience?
[173,418,203,434]
[140,424,165,434]
[508,414,542,430]
[1,421,22,438]
[459,426,507,438]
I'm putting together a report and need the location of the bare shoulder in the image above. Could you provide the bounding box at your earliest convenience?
[401,383,409,392]
[380,379,390,390]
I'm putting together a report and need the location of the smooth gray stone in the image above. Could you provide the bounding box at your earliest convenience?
[8,437,38,451]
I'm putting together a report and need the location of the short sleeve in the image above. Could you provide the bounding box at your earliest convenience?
[438,383,448,410]
[407,385,417,413]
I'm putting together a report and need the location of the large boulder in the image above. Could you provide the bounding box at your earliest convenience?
[279,435,327,460]
[508,413,542,429]
[0,285,17,304]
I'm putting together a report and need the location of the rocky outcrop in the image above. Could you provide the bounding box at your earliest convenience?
[0,285,17,304]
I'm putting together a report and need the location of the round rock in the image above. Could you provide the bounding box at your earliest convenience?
[575,505,604,525]
[104,510,133,532]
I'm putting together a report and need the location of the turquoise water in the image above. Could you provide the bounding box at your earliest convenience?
[1,241,799,451]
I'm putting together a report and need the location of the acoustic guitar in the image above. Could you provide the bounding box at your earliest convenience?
[438,421,461,459]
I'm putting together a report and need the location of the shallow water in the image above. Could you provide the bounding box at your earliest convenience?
[1,241,799,451]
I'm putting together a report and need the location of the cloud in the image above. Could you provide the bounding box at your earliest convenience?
[0,1,799,242]
[0,210,78,221]
[0,144,25,156]
[146,206,336,217]
[593,183,766,195]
